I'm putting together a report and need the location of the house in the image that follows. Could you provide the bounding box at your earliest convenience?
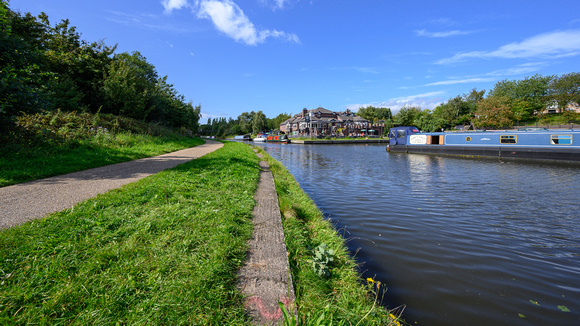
[280,107,382,137]
[541,101,580,114]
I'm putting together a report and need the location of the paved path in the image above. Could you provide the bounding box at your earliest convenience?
[0,140,223,230]
[238,150,296,325]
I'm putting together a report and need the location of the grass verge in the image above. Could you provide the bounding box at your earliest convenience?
[0,142,260,325]
[254,146,404,325]
[0,134,205,187]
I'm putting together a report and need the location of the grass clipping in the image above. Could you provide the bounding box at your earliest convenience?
[255,146,403,326]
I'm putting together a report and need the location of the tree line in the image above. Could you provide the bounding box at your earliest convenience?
[200,111,291,138]
[357,73,580,132]
[0,1,200,134]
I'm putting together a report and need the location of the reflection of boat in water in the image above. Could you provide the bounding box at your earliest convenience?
[387,126,580,162]
[267,134,290,143]
[234,135,252,141]
[253,135,267,142]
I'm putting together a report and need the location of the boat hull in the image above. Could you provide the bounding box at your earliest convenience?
[388,144,580,162]
[266,135,290,143]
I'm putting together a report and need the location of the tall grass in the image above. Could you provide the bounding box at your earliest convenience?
[0,142,260,325]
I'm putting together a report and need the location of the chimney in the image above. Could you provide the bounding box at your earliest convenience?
[302,108,307,118]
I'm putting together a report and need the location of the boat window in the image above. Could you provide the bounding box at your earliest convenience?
[390,130,396,138]
[500,135,517,144]
[551,135,572,145]
[397,130,406,138]
[466,136,472,142]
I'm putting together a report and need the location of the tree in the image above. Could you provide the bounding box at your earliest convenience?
[252,111,267,133]
[269,112,291,130]
[103,51,158,120]
[238,111,253,134]
[473,96,514,128]
[393,105,422,126]
[415,109,447,132]
[1,3,50,124]
[489,74,553,118]
[357,106,392,122]
[549,72,580,112]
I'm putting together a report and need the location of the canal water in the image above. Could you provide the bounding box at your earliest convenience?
[254,142,580,326]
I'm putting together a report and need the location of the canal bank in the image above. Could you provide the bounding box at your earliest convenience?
[253,145,404,325]
[290,138,388,144]
[0,141,402,325]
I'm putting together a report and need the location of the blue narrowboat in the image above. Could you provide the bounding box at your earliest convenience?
[387,126,580,162]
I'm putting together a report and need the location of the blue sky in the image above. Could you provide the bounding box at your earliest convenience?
[9,0,580,121]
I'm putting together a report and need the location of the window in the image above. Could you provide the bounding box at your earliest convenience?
[551,135,572,145]
[500,135,517,144]
[397,130,406,138]
[466,136,472,142]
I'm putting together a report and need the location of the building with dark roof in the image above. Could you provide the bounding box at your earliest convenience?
[280,107,383,137]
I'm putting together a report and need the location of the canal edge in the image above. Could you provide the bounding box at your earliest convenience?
[237,148,297,325]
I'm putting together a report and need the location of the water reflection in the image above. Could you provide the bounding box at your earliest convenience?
[255,142,580,326]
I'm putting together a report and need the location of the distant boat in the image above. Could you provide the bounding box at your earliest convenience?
[267,134,290,143]
[387,126,580,162]
[253,135,267,142]
[234,135,252,141]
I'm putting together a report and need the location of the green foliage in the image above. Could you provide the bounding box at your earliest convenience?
[357,106,392,122]
[473,96,514,128]
[312,243,335,278]
[200,111,292,138]
[0,110,202,186]
[252,110,267,133]
[394,105,422,126]
[103,51,158,119]
[0,3,199,134]
[489,74,554,119]
[414,109,447,132]
[270,112,292,130]
[549,72,580,111]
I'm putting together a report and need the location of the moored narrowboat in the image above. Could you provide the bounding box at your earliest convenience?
[387,126,580,162]
[234,135,252,141]
[266,134,290,143]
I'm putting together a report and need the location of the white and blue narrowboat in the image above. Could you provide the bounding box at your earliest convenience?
[234,135,252,141]
[387,126,580,162]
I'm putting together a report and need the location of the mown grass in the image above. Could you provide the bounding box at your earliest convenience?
[254,147,404,325]
[0,142,260,325]
[0,134,205,188]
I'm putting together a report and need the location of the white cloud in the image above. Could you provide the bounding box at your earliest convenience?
[259,0,293,10]
[484,62,546,77]
[426,77,494,86]
[437,29,580,64]
[196,0,300,45]
[346,91,446,113]
[415,29,475,38]
[162,0,190,13]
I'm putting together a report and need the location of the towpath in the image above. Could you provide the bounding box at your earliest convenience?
[0,140,223,229]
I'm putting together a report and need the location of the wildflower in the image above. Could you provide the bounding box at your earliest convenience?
[366,277,375,286]
[389,313,401,326]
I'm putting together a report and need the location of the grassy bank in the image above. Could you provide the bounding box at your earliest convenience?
[0,110,204,187]
[0,142,260,325]
[255,147,403,325]
[1,134,402,325]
